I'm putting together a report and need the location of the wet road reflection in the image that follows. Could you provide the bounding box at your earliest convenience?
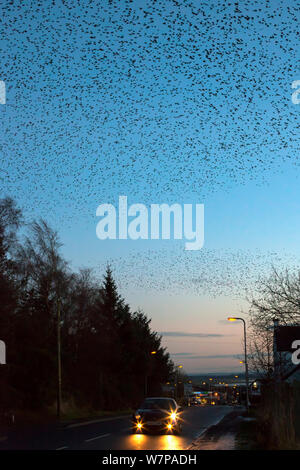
[126,432,185,450]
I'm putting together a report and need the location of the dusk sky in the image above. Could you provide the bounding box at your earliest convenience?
[1,0,299,373]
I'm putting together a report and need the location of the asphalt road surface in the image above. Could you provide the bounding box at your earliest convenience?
[0,405,233,450]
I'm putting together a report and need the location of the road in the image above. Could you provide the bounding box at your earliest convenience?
[0,405,233,450]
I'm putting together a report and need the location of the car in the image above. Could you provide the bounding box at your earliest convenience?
[190,396,199,406]
[132,397,183,434]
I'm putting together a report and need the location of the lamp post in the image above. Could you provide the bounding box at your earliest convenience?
[57,298,62,419]
[227,316,250,413]
[175,364,183,401]
[145,350,157,396]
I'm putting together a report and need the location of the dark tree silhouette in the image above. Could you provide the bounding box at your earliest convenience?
[0,198,174,416]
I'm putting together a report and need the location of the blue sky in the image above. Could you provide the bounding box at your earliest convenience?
[0,0,299,372]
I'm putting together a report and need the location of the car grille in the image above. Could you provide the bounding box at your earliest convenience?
[143,411,165,421]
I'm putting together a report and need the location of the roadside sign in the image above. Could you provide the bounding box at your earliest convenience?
[275,326,300,352]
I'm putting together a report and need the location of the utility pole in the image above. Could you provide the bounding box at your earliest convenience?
[228,316,250,414]
[175,364,183,402]
[57,298,62,419]
[243,319,250,414]
[273,318,280,382]
[145,350,157,397]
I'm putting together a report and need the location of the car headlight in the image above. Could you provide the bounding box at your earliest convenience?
[170,412,177,421]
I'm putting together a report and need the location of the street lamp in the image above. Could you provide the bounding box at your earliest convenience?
[145,350,157,396]
[57,298,62,419]
[227,316,250,413]
[208,377,213,394]
[175,364,183,400]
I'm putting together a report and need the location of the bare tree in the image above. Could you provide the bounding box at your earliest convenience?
[0,196,21,252]
[247,325,273,378]
[248,267,300,377]
[16,219,69,313]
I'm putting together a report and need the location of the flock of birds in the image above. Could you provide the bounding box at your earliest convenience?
[107,246,299,298]
[0,0,299,296]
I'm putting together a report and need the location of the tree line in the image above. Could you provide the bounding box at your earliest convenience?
[0,197,174,414]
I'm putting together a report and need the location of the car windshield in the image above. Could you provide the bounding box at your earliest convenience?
[140,399,175,410]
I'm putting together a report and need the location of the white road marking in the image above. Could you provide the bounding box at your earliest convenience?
[56,446,68,450]
[67,415,130,429]
[85,433,111,443]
